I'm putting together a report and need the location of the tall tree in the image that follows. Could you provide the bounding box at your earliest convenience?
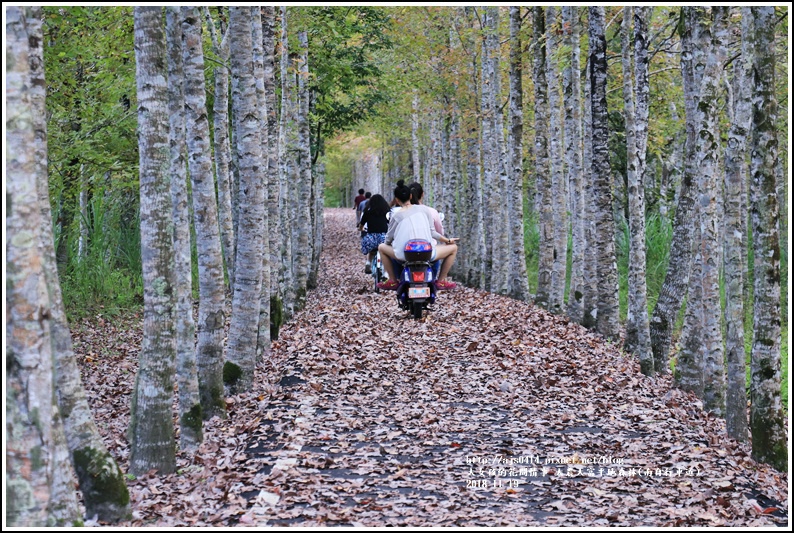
[166,6,202,449]
[260,6,283,343]
[278,6,297,317]
[129,5,177,476]
[533,6,554,311]
[204,8,235,289]
[581,56,599,329]
[508,6,530,301]
[622,7,653,374]
[563,6,586,323]
[723,7,753,442]
[546,6,567,314]
[251,7,272,359]
[225,6,267,393]
[295,29,313,308]
[749,6,786,472]
[7,7,81,525]
[181,6,227,419]
[588,6,620,339]
[650,7,701,374]
[27,5,131,522]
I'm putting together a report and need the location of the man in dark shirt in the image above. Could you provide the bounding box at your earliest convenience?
[354,188,366,225]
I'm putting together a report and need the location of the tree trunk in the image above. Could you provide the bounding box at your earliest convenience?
[588,7,620,340]
[129,5,177,477]
[294,30,312,309]
[166,6,202,450]
[533,7,553,310]
[181,6,227,419]
[650,6,702,375]
[261,6,283,342]
[507,7,529,301]
[412,91,421,182]
[251,7,271,359]
[205,9,235,290]
[7,7,82,525]
[622,7,653,374]
[563,6,585,322]
[225,6,267,393]
[278,6,297,318]
[581,57,599,329]
[723,7,752,442]
[24,6,131,522]
[546,6,568,314]
[749,6,786,472]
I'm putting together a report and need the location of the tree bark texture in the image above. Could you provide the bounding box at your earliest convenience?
[508,6,530,301]
[166,6,202,451]
[533,7,553,310]
[588,7,620,340]
[252,7,272,359]
[26,5,131,522]
[622,7,653,374]
[205,9,235,290]
[563,6,585,323]
[581,56,599,329]
[7,7,81,525]
[130,5,177,477]
[181,6,227,419]
[225,6,267,393]
[722,7,752,443]
[546,6,568,314]
[749,6,786,472]
[261,7,283,341]
[295,30,313,309]
[650,6,703,374]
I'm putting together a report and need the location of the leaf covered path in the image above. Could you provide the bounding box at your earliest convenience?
[77,208,787,527]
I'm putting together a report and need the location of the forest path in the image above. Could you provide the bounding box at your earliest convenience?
[228,208,786,527]
[80,208,786,527]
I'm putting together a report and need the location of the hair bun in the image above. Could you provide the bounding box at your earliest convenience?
[396,179,405,187]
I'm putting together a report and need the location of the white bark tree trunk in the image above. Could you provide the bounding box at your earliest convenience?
[7,7,82,525]
[225,6,267,393]
[181,6,227,419]
[563,6,585,322]
[582,57,599,329]
[749,5,786,471]
[24,5,131,522]
[622,7,653,374]
[129,5,177,477]
[546,6,568,314]
[252,7,271,359]
[723,7,752,443]
[261,6,283,342]
[204,8,235,290]
[533,7,554,310]
[508,6,530,301]
[295,30,312,309]
[588,7,620,340]
[166,6,202,450]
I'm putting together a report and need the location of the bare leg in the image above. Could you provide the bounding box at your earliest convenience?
[435,243,458,281]
[378,243,398,280]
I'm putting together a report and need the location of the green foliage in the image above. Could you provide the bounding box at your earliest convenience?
[291,7,394,159]
[59,192,143,320]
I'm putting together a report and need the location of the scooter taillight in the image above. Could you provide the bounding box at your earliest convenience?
[412,271,426,282]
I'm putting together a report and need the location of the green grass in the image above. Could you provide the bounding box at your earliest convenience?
[60,196,143,321]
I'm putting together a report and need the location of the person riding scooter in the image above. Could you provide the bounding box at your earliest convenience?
[377,180,458,291]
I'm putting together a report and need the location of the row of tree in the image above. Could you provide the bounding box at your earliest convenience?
[8,6,385,525]
[344,7,787,470]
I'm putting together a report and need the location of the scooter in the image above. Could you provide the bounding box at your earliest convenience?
[395,239,438,319]
[370,250,386,293]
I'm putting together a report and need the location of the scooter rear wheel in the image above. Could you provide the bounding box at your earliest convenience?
[411,300,423,319]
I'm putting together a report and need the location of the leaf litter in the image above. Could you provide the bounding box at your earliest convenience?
[74,208,788,527]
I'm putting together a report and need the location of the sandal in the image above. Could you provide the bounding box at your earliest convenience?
[377,278,400,291]
[436,280,457,290]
